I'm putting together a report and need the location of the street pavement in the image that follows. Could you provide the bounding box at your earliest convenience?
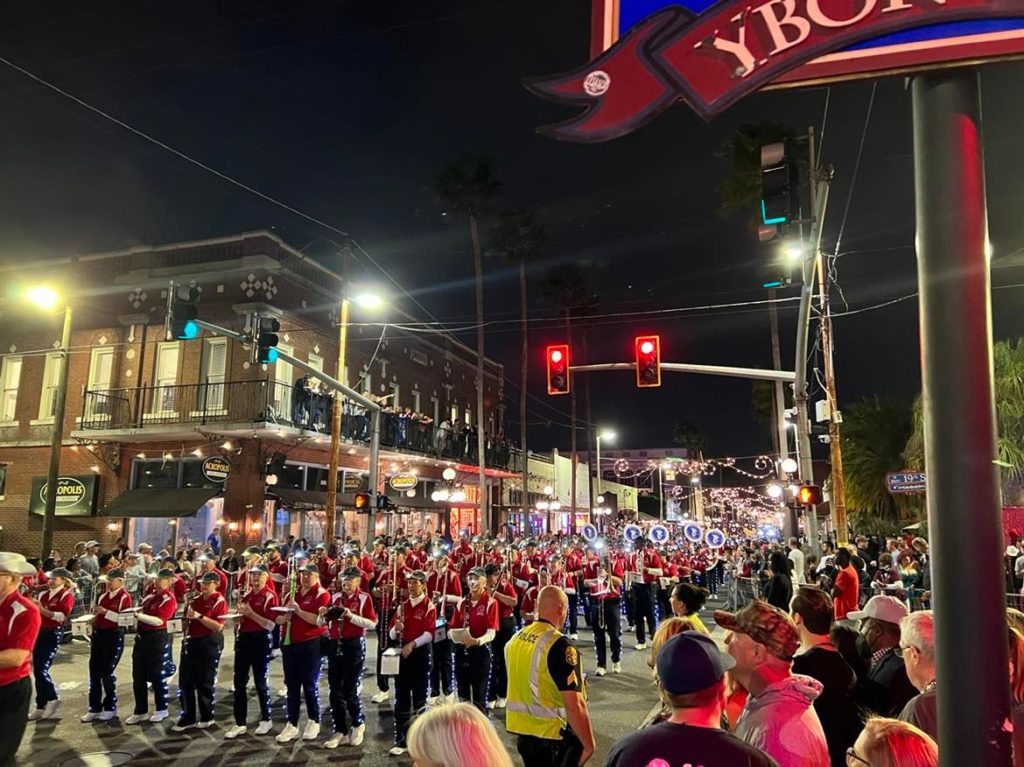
[17,603,725,767]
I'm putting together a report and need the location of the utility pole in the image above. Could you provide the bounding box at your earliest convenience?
[816,251,848,544]
[324,294,349,543]
[768,287,795,535]
[40,303,73,562]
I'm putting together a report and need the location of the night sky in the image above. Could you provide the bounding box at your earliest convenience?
[2,1,1024,462]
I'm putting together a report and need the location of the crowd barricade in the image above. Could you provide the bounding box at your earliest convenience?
[870,586,931,612]
[729,577,761,611]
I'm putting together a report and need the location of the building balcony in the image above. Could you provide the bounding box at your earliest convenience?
[76,380,520,472]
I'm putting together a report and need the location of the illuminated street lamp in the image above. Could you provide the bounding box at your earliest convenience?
[595,429,616,504]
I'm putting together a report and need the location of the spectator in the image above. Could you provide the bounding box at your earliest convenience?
[715,600,829,766]
[847,716,937,767]
[669,583,710,633]
[788,539,806,586]
[219,548,240,574]
[829,624,870,685]
[763,552,793,612]
[849,595,917,717]
[407,702,513,767]
[1011,609,1024,637]
[80,541,100,577]
[897,555,920,590]
[897,611,937,741]
[641,617,699,728]
[606,632,780,767]
[1008,626,1024,767]
[790,586,860,766]
[832,549,859,622]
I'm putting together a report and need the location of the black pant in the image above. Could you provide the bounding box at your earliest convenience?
[233,630,272,725]
[327,637,365,735]
[490,616,516,701]
[375,627,391,692]
[393,644,430,748]
[132,630,170,714]
[656,587,672,625]
[591,597,622,668]
[516,728,583,767]
[0,677,31,767]
[580,589,592,627]
[282,637,322,726]
[631,582,657,644]
[88,628,124,713]
[566,593,580,635]
[178,634,224,724]
[430,637,455,697]
[33,628,60,709]
[624,587,635,627]
[455,644,492,714]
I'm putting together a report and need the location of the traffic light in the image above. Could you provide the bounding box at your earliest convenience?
[170,287,200,340]
[635,335,661,388]
[377,494,397,513]
[546,344,570,395]
[254,315,281,365]
[759,142,799,241]
[354,492,371,512]
[796,484,823,505]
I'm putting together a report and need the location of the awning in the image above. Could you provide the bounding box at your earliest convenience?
[98,488,221,518]
[271,488,354,511]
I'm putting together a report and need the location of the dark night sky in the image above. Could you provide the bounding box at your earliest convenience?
[2,1,1024,461]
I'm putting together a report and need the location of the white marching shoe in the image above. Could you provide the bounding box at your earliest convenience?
[350,723,366,746]
[225,725,247,739]
[324,732,348,749]
[254,720,274,736]
[302,721,320,740]
[371,691,390,704]
[275,722,299,743]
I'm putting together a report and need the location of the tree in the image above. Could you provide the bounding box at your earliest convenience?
[436,156,501,531]
[491,209,546,523]
[672,421,705,456]
[715,122,795,220]
[841,397,918,523]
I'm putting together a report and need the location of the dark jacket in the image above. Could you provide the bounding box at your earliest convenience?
[862,647,918,717]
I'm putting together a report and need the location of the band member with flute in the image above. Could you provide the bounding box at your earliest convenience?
[126,568,178,724]
[173,571,227,732]
[29,567,75,720]
[321,567,376,749]
[450,566,498,715]
[226,565,278,739]
[427,550,461,704]
[583,541,624,677]
[387,570,435,757]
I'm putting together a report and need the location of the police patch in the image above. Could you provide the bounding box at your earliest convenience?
[566,645,578,667]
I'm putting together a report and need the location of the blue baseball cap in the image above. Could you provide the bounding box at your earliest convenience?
[656,631,735,696]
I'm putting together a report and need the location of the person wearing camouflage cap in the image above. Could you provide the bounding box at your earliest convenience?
[716,599,829,766]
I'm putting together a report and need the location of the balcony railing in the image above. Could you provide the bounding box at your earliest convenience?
[81,380,520,472]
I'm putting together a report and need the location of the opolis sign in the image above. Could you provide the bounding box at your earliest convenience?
[526,0,1024,137]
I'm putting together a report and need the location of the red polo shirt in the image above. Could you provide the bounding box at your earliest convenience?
[390,596,436,645]
[584,559,624,600]
[521,586,540,624]
[267,559,289,596]
[451,592,498,637]
[0,590,40,686]
[492,580,518,620]
[240,585,279,634]
[192,568,229,596]
[427,569,462,602]
[94,587,133,630]
[328,590,377,639]
[138,589,177,632]
[187,591,227,638]
[287,586,330,644]
[39,586,75,630]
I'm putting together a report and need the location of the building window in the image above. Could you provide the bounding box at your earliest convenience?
[450,404,458,424]
[0,356,22,423]
[200,338,227,411]
[308,353,324,372]
[38,352,63,420]
[84,347,114,418]
[152,342,180,413]
[410,349,428,366]
[412,390,421,414]
[431,396,439,424]
[464,408,472,426]
[272,343,293,419]
[361,373,372,396]
[389,382,400,408]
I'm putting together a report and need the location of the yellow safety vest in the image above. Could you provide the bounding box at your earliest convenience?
[504,619,578,740]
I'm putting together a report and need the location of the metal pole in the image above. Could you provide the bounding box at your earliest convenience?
[596,435,602,500]
[40,304,73,562]
[325,297,349,543]
[768,288,791,469]
[569,361,794,382]
[912,69,1010,765]
[658,465,664,522]
[816,251,848,545]
[367,406,381,547]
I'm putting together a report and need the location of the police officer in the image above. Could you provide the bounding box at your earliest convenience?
[450,566,498,714]
[226,565,278,739]
[388,570,435,756]
[126,568,178,724]
[321,566,376,749]
[29,566,75,720]
[427,551,461,704]
[173,571,227,731]
[505,586,595,766]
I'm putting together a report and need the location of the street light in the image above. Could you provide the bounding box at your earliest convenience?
[767,483,784,499]
[595,429,616,506]
[781,457,798,475]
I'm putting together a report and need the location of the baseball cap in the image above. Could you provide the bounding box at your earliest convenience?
[250,565,269,574]
[0,553,37,576]
[408,570,427,582]
[467,567,486,579]
[657,631,736,695]
[847,595,909,625]
[106,568,125,580]
[156,568,176,579]
[301,563,320,575]
[138,543,153,551]
[47,567,74,580]
[201,571,221,585]
[714,600,801,660]
[85,540,100,549]
[341,567,362,580]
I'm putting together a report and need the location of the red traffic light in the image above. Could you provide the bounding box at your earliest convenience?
[635,335,661,388]
[797,484,823,505]
[546,344,570,395]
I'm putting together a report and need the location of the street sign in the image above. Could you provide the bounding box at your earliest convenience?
[649,524,669,544]
[682,522,703,543]
[528,0,1024,135]
[623,524,643,543]
[30,475,99,517]
[202,456,231,483]
[887,471,927,494]
[581,523,598,542]
[705,528,726,549]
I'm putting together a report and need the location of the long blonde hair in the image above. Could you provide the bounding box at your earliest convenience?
[407,703,513,767]
[1009,626,1024,706]
[859,717,937,767]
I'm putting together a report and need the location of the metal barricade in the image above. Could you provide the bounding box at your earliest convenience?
[729,577,761,611]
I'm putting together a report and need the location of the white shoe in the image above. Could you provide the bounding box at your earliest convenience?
[254,720,274,736]
[302,721,320,740]
[197,720,215,730]
[225,725,246,739]
[149,710,169,723]
[171,722,194,732]
[350,723,365,746]
[371,691,390,704]
[125,713,149,725]
[275,722,299,743]
[486,700,495,709]
[27,709,45,721]
[570,633,579,640]
[324,732,348,749]
[42,700,61,719]
[635,642,648,650]
[389,746,407,756]
[98,710,117,721]
[80,711,100,723]
[495,697,507,709]
[427,695,440,706]
[595,667,607,677]
[277,687,288,698]
[612,661,622,674]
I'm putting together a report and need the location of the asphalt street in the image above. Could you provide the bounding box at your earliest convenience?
[16,604,725,767]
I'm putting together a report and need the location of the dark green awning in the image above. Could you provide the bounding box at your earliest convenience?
[98,488,221,518]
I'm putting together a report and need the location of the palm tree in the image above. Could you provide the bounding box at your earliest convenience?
[437,156,501,532]
[672,421,705,456]
[715,122,796,221]
[491,209,547,524]
[842,397,918,523]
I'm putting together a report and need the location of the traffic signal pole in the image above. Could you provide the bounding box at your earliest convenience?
[911,69,1010,765]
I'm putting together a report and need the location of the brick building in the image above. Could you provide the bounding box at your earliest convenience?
[0,231,519,558]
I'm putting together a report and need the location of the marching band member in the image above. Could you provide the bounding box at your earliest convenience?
[564,544,585,640]
[427,551,461,704]
[450,566,498,714]
[453,532,473,571]
[321,567,376,749]
[583,545,624,676]
[29,567,75,720]
[0,553,41,766]
[173,571,227,731]
[387,570,435,756]
[126,568,178,724]
[275,563,330,744]
[406,539,428,571]
[234,547,263,592]
[371,545,409,704]
[226,565,278,739]
[458,537,487,582]
[314,543,334,583]
[81,569,132,722]
[484,562,518,710]
[521,566,553,625]
[628,539,664,650]
[371,537,390,576]
[656,548,678,621]
[265,544,288,653]
[154,555,189,601]
[192,554,229,596]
